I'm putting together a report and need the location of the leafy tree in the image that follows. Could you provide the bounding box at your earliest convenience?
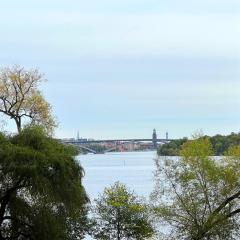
[210,133,240,156]
[158,133,240,156]
[157,138,188,156]
[0,126,89,240]
[0,65,56,134]
[152,137,240,240]
[91,182,154,240]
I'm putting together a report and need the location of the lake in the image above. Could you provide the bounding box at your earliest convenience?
[77,151,166,239]
[77,151,158,201]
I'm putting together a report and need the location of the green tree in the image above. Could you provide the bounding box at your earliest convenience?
[91,182,154,240]
[0,65,56,134]
[0,126,89,240]
[157,138,188,156]
[158,133,240,156]
[152,137,240,240]
[210,133,240,156]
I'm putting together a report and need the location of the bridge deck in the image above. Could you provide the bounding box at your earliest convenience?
[63,138,173,144]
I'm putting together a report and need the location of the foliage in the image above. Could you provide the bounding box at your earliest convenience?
[152,137,240,239]
[157,138,188,156]
[0,126,89,240]
[90,182,154,240]
[210,132,240,156]
[0,65,56,134]
[158,132,240,156]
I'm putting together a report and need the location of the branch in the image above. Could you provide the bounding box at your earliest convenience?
[164,168,199,226]
[212,190,240,216]
[201,191,240,237]
[226,208,240,218]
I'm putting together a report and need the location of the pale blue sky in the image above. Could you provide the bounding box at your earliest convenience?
[0,0,239,139]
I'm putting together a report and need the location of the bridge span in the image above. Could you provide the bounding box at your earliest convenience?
[61,129,174,154]
[62,138,172,144]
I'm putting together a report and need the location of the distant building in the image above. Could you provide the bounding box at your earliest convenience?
[166,132,168,140]
[152,129,157,149]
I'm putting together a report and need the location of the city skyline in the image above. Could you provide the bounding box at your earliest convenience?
[0,0,239,139]
[66,129,169,141]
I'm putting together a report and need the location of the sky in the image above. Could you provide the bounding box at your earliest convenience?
[0,0,239,139]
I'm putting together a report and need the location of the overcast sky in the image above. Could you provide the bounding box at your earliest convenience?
[0,0,239,139]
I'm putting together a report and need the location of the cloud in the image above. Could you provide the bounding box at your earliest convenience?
[0,10,239,58]
[0,0,239,138]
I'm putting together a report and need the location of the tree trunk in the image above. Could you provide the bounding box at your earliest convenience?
[117,208,121,240]
[14,117,21,133]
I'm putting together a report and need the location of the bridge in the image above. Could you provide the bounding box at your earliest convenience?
[62,138,172,144]
[61,129,173,154]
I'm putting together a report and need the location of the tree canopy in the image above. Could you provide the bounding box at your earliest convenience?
[157,138,188,156]
[0,126,89,240]
[0,65,56,134]
[90,182,154,240]
[152,137,240,239]
[157,133,240,156]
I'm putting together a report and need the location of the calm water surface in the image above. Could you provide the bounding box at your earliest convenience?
[77,151,158,201]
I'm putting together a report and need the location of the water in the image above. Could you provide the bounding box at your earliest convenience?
[77,151,157,201]
[78,154,226,239]
[77,151,157,239]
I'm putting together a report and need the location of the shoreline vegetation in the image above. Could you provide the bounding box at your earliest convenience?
[1,65,240,239]
[157,132,240,156]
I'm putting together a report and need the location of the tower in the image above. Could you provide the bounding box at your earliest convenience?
[152,129,157,149]
[166,131,168,140]
[77,131,80,141]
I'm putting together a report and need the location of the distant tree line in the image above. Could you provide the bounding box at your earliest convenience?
[158,132,240,156]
